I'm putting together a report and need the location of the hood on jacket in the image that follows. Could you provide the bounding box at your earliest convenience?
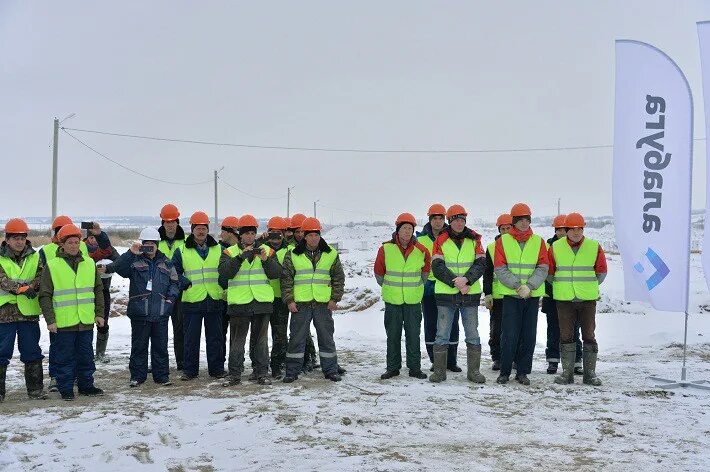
[184,234,219,249]
[159,225,186,242]
[293,236,331,255]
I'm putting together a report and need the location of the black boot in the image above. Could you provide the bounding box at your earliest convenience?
[325,373,342,382]
[337,365,346,375]
[282,374,298,383]
[0,365,6,403]
[78,386,104,396]
[25,360,47,400]
[547,362,559,374]
[492,359,501,371]
[408,370,427,379]
[380,370,399,380]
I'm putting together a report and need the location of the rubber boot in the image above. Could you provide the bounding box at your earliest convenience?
[25,360,47,400]
[582,345,602,386]
[466,343,486,383]
[554,343,576,385]
[0,365,6,403]
[95,331,109,363]
[428,344,447,383]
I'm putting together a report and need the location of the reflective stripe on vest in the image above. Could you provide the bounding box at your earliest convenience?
[292,247,338,303]
[0,252,41,316]
[47,256,96,328]
[42,241,88,262]
[225,245,274,305]
[486,242,504,300]
[434,238,482,295]
[416,234,437,281]
[381,243,425,305]
[158,238,185,260]
[551,238,600,301]
[499,233,545,297]
[269,247,288,299]
[180,246,223,303]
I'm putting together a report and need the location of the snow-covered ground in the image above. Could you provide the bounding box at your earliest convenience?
[1,224,709,471]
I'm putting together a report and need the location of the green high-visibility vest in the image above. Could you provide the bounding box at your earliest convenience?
[292,247,338,303]
[47,256,96,328]
[224,245,275,305]
[0,252,41,316]
[381,242,425,305]
[269,247,289,299]
[180,246,223,303]
[159,238,185,260]
[42,241,88,262]
[416,234,437,281]
[499,233,545,297]
[551,237,600,301]
[434,238,482,295]
[486,242,504,300]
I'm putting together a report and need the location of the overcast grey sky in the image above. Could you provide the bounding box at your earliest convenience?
[2,1,710,223]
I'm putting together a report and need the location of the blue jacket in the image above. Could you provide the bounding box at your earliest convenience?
[108,250,180,321]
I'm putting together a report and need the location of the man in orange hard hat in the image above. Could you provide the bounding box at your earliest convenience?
[429,205,487,384]
[39,215,89,392]
[171,211,226,381]
[416,203,462,371]
[494,203,549,386]
[217,216,241,366]
[541,215,583,375]
[38,224,106,400]
[219,215,280,386]
[482,213,512,371]
[281,217,346,383]
[0,218,47,402]
[157,204,187,370]
[548,213,607,386]
[374,213,430,380]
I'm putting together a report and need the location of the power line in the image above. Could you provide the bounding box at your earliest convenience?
[62,129,213,186]
[60,126,695,154]
[217,175,284,200]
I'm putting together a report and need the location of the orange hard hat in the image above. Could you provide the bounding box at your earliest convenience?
[57,224,82,242]
[267,216,288,231]
[446,204,467,221]
[239,214,258,228]
[564,212,586,228]
[290,213,307,229]
[283,217,292,229]
[396,213,417,227]
[4,218,30,235]
[51,215,73,230]
[496,213,513,227]
[510,202,532,218]
[189,211,210,226]
[160,203,180,221]
[301,217,322,232]
[220,216,240,229]
[552,214,568,229]
[427,203,447,217]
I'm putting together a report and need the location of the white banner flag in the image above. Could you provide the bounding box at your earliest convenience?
[697,22,710,292]
[612,40,692,312]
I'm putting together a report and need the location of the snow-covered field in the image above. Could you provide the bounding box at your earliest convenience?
[1,224,709,471]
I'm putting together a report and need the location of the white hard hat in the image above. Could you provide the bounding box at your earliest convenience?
[96,259,113,279]
[139,227,161,242]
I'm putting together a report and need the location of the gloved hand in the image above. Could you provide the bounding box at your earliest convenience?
[484,294,493,310]
[516,284,531,299]
[17,285,37,299]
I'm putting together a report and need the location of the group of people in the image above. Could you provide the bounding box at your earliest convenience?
[374,202,606,386]
[0,200,606,403]
[0,206,345,401]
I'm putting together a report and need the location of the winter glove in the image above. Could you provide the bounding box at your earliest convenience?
[516,284,531,299]
[17,285,38,299]
[484,294,493,310]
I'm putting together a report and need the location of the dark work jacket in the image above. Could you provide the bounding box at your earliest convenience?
[108,250,180,321]
[541,234,559,314]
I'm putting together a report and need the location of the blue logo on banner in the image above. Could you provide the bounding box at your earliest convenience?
[633,247,670,290]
